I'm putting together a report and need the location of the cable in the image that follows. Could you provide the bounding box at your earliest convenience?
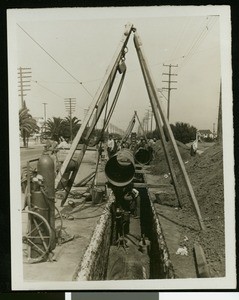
[158,89,168,102]
[17,23,93,98]
[32,80,63,99]
[183,17,208,59]
[33,76,102,85]
[169,17,192,62]
[32,80,85,110]
[180,16,218,69]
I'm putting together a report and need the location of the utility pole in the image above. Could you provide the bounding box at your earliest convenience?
[42,102,48,133]
[18,67,32,108]
[162,64,178,121]
[64,98,76,142]
[213,122,216,139]
[217,83,222,144]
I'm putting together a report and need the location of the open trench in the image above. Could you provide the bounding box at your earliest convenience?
[75,170,174,281]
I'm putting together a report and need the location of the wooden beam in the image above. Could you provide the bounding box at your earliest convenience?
[194,242,211,277]
[134,33,183,209]
[134,31,205,230]
[55,23,134,201]
[133,182,173,188]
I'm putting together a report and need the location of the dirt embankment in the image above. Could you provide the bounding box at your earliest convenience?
[150,141,225,277]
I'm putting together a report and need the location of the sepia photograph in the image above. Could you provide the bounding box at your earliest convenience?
[8,6,235,290]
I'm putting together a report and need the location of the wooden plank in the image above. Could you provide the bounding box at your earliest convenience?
[194,242,211,277]
[133,183,172,188]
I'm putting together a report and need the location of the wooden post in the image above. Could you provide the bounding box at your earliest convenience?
[134,37,182,208]
[134,31,205,230]
[217,82,222,144]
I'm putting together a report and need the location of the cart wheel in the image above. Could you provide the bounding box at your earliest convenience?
[22,210,53,264]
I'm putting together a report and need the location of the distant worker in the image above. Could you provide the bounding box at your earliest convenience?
[107,135,115,159]
[57,137,70,149]
[45,138,58,153]
[116,140,122,152]
[97,142,105,164]
[190,131,200,156]
[137,138,147,150]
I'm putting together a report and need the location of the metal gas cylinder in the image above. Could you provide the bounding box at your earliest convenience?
[37,151,56,249]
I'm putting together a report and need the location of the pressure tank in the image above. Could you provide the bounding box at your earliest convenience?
[37,152,56,249]
[105,149,135,187]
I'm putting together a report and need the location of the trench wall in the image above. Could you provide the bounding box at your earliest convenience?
[74,194,113,281]
[145,185,175,279]
[74,180,174,280]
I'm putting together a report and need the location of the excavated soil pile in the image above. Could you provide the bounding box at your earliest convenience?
[151,140,192,175]
[150,142,225,277]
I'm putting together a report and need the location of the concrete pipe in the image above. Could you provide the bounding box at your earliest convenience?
[105,148,135,187]
[134,147,152,165]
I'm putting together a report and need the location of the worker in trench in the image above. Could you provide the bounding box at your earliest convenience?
[110,183,141,248]
[122,184,140,219]
[112,183,140,220]
[107,184,151,280]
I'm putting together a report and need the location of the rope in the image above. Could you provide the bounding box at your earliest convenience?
[90,68,126,147]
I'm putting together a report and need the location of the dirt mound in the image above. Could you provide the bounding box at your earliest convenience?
[151,140,191,175]
[151,142,225,277]
[181,143,225,277]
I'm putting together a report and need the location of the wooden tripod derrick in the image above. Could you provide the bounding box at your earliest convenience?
[54,23,205,230]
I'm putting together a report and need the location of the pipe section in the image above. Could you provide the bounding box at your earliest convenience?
[134,147,152,165]
[105,149,135,187]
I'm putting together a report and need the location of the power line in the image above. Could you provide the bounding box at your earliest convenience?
[17,23,93,98]
[34,76,102,85]
[183,17,208,58]
[33,80,63,99]
[169,17,192,62]
[180,16,218,69]
[32,80,85,110]
[157,88,168,101]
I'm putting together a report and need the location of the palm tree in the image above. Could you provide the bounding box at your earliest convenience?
[61,116,81,141]
[19,105,39,147]
[44,117,64,142]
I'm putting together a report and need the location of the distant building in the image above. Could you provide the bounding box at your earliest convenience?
[198,129,214,139]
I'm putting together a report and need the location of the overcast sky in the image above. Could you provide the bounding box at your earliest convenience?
[9,7,227,132]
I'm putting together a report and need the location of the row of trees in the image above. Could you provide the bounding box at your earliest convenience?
[19,104,81,147]
[19,104,198,148]
[43,116,81,142]
[146,122,197,144]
